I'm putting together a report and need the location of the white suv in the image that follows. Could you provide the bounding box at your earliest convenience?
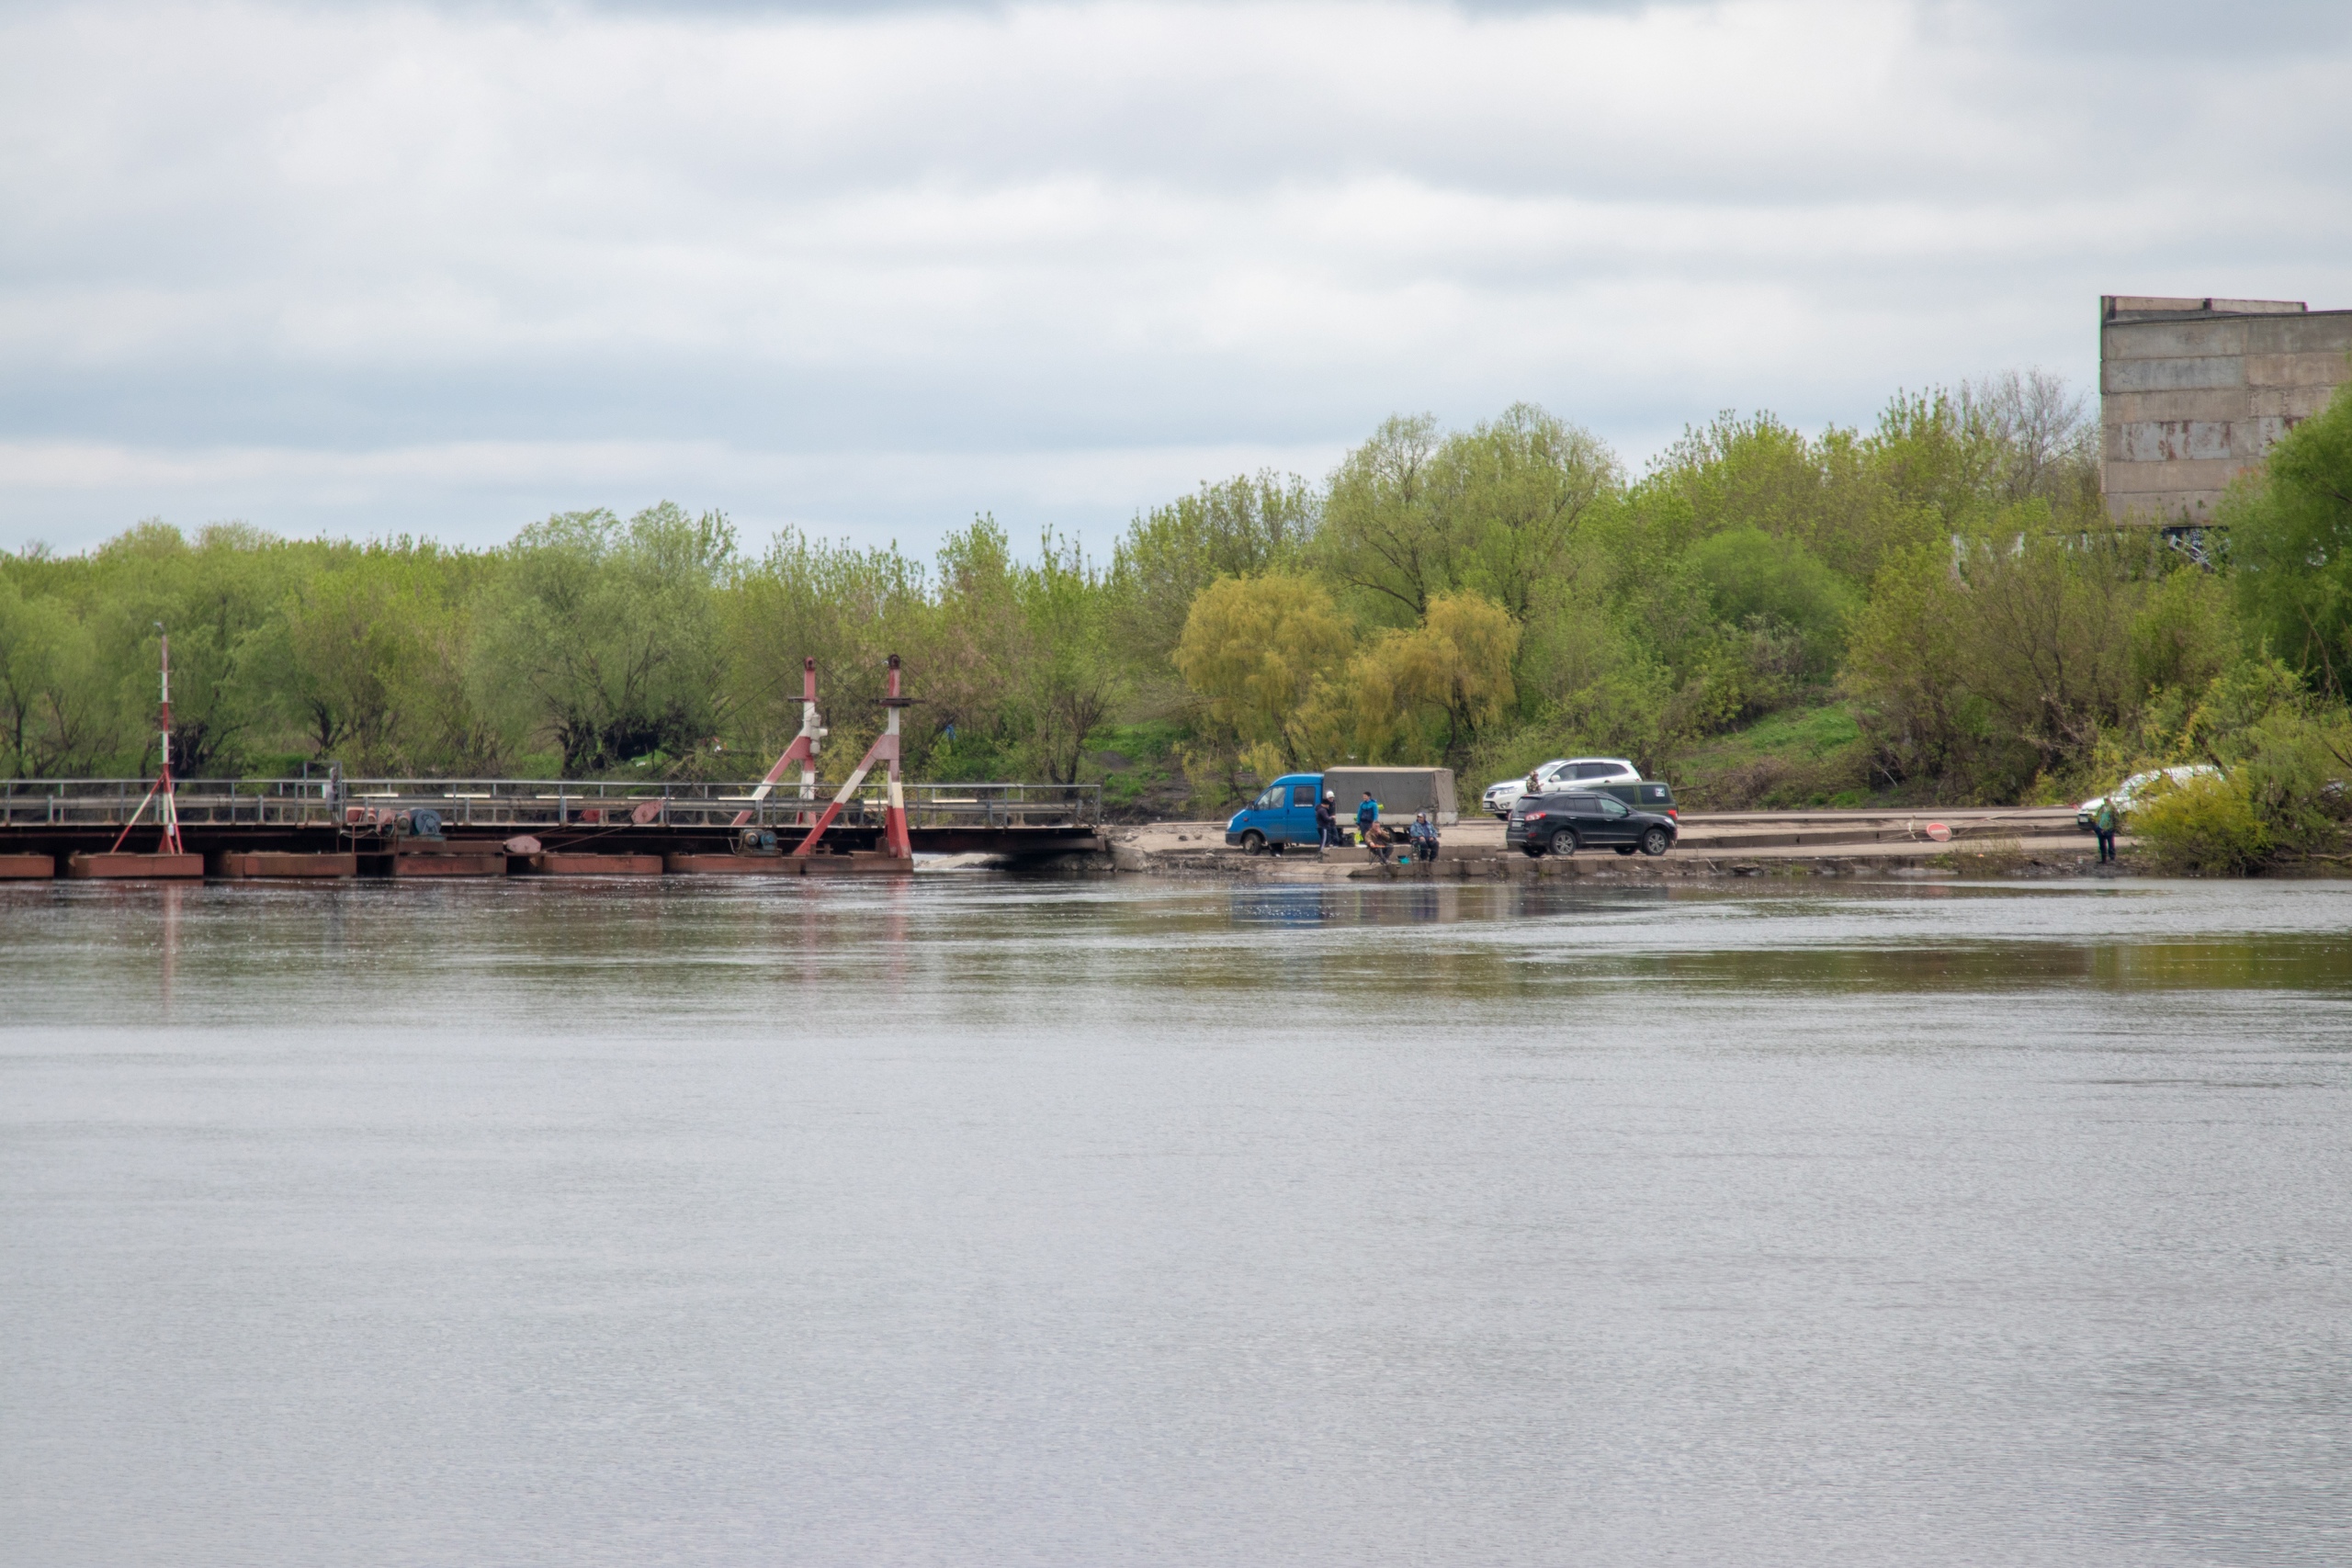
[2075,764,2222,830]
[1483,757,1641,818]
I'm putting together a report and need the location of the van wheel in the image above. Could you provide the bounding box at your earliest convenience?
[1240,830,1265,855]
[1640,827,1671,856]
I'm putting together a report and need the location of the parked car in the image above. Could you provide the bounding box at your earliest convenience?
[1484,760,1568,817]
[1595,780,1678,820]
[2075,765,2222,831]
[1482,757,1641,818]
[1505,790,1678,857]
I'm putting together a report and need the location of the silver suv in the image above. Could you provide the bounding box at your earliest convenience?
[1482,757,1641,818]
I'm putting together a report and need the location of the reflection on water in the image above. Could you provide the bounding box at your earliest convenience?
[4,874,2350,1566]
[17,876,2352,1028]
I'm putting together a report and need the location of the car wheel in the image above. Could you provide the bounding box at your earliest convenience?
[1549,830,1577,857]
[1240,830,1265,855]
[1640,827,1670,856]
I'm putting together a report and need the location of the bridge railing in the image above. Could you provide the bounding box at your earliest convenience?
[0,777,1102,832]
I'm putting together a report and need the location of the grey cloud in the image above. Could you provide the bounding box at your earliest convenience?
[1,0,2348,554]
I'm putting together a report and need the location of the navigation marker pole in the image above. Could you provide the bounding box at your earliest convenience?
[107,622,185,856]
[733,658,827,827]
[791,653,914,860]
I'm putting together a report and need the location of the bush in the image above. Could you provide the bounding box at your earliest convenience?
[2112,658,2352,865]
[2129,774,2267,875]
[1686,525,1855,678]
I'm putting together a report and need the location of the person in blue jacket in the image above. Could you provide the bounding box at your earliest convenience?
[1354,792,1380,844]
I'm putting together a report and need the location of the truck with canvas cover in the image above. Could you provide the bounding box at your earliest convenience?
[1222,766,1457,853]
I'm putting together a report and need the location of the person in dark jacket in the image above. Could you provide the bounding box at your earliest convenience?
[1315,793,1338,856]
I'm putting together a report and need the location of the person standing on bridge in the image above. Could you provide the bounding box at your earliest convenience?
[1355,791,1380,847]
[1316,792,1338,856]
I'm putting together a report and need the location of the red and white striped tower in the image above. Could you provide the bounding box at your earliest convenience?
[111,623,185,856]
[876,654,913,858]
[792,653,914,860]
[154,624,183,855]
[732,658,826,827]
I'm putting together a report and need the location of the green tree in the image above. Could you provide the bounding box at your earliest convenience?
[1315,414,1446,621]
[1687,526,1855,679]
[1422,404,1617,624]
[267,554,412,759]
[1018,533,1124,784]
[1342,592,1521,764]
[1171,574,1355,773]
[85,522,295,775]
[1629,411,1929,586]
[1317,406,1615,627]
[1846,519,2179,796]
[1110,471,1317,676]
[2226,380,2352,694]
[0,578,122,776]
[476,503,735,773]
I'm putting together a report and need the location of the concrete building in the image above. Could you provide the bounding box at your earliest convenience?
[2099,295,2352,525]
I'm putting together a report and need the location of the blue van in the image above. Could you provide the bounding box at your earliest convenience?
[1224,773,1326,853]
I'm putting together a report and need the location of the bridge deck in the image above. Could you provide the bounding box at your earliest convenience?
[0,777,1105,863]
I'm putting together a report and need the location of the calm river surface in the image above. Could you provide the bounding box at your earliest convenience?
[4,874,2349,1565]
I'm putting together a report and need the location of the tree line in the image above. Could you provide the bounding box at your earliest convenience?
[4,367,2350,866]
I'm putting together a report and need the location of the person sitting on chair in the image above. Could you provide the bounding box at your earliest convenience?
[1408,811,1440,863]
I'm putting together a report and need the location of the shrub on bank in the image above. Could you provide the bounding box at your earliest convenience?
[2130,774,2268,875]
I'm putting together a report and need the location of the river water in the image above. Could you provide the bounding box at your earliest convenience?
[4,874,2348,1565]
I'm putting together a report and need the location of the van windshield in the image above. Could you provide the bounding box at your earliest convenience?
[1252,786,1285,810]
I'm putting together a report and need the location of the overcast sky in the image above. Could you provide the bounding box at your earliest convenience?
[3,0,2347,558]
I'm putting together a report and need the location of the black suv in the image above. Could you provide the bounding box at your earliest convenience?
[1505,790,1678,857]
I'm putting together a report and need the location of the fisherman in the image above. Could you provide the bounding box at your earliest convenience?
[1354,791,1380,845]
[2094,795,2119,863]
[1315,792,1339,856]
[1408,810,1440,863]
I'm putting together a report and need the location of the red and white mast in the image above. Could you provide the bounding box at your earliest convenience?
[792,653,913,860]
[111,622,184,856]
[732,658,826,827]
[154,623,183,855]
